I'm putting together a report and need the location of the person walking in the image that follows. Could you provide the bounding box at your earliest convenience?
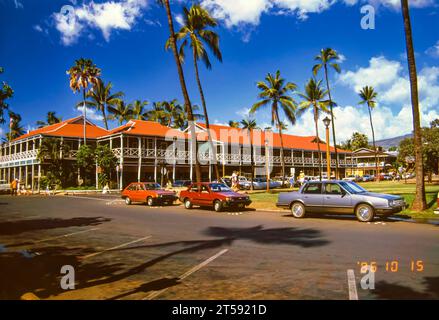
[10,178,18,196]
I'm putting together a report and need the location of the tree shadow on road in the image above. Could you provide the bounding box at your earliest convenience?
[107,277,181,300]
[0,225,329,299]
[372,277,439,299]
[0,217,111,236]
[0,245,125,299]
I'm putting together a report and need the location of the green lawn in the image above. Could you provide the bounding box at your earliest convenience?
[246,181,439,218]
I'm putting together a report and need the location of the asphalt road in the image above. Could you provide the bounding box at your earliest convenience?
[0,194,438,300]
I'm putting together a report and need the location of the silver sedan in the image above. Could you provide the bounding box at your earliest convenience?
[276,180,407,222]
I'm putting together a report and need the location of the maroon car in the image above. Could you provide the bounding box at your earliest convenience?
[179,182,252,212]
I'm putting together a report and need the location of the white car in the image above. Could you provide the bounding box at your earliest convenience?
[0,180,10,194]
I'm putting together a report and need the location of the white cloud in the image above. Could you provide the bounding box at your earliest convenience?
[200,0,436,28]
[236,107,252,119]
[53,0,148,45]
[426,40,439,58]
[77,106,104,121]
[335,55,439,140]
[13,0,23,9]
[287,103,439,142]
[338,56,402,92]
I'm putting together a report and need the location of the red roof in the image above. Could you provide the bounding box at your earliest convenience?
[14,116,108,141]
[195,123,349,153]
[13,118,348,153]
[107,120,186,138]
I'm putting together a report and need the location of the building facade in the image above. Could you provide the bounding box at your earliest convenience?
[0,116,358,190]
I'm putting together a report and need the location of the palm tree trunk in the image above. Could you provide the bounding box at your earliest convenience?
[324,64,338,179]
[249,132,254,191]
[314,106,322,181]
[401,0,427,211]
[368,105,379,181]
[82,89,87,145]
[163,0,201,183]
[192,48,220,182]
[275,106,286,187]
[102,104,109,130]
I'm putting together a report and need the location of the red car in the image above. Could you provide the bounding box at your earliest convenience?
[179,182,252,212]
[121,182,177,206]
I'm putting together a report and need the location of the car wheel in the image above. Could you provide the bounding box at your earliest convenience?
[290,202,306,218]
[147,197,154,207]
[184,198,193,209]
[355,203,375,222]
[125,197,131,205]
[214,200,223,212]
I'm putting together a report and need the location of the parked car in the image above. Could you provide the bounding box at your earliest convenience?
[121,182,178,206]
[362,175,375,182]
[252,177,268,190]
[0,180,10,194]
[378,174,392,181]
[343,175,360,182]
[173,180,192,188]
[276,180,407,222]
[179,182,252,212]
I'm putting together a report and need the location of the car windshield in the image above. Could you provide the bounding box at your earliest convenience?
[210,183,232,192]
[144,183,161,190]
[339,181,367,194]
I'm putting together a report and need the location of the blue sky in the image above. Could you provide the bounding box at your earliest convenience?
[1,0,439,143]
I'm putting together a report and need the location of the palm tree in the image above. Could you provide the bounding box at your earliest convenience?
[131,100,149,120]
[297,79,329,181]
[358,86,379,181]
[67,58,101,144]
[80,79,124,130]
[277,120,288,131]
[108,100,133,125]
[36,111,62,128]
[250,70,297,187]
[169,4,223,181]
[0,67,13,124]
[146,102,167,125]
[228,120,240,128]
[401,0,427,211]
[313,48,341,178]
[241,118,259,190]
[158,0,201,184]
[160,99,184,127]
[6,111,25,141]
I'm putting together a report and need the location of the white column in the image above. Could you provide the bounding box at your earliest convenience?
[120,135,124,190]
[25,165,29,188]
[154,137,158,182]
[137,137,142,182]
[31,164,35,192]
[37,164,41,193]
[189,140,193,181]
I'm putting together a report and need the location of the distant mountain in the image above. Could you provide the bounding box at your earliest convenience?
[374,133,413,150]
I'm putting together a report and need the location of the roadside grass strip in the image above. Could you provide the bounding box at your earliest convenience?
[143,248,229,300]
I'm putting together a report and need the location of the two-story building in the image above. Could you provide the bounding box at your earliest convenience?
[0,116,355,191]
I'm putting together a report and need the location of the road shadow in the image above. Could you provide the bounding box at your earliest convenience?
[0,245,125,299]
[0,217,111,236]
[204,225,329,248]
[372,277,439,300]
[281,213,404,223]
[0,224,328,299]
[192,206,256,213]
[107,277,180,300]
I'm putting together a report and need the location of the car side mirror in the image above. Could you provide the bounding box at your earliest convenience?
[341,189,347,197]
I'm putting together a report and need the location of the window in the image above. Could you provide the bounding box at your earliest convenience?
[303,183,322,194]
[325,183,342,195]
[128,184,137,191]
[191,185,200,193]
[201,185,209,194]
